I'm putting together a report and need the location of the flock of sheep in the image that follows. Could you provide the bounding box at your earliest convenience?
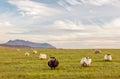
[24,49,112,69]
[80,50,112,67]
[24,50,58,69]
[25,50,47,59]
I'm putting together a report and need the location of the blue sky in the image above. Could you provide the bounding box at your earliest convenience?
[0,0,120,48]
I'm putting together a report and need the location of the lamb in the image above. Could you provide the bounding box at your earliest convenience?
[25,52,30,56]
[33,50,37,54]
[104,54,112,61]
[48,57,59,70]
[94,50,101,54]
[39,54,47,60]
[80,57,92,67]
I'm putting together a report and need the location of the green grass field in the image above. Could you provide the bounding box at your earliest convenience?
[0,47,120,79]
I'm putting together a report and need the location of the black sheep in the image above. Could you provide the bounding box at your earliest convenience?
[48,57,59,70]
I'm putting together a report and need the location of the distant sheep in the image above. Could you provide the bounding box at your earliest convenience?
[39,54,47,59]
[48,57,59,70]
[17,49,20,51]
[80,57,92,67]
[33,50,37,54]
[25,52,30,56]
[104,54,112,61]
[94,50,101,54]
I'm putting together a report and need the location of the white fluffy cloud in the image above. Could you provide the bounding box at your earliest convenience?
[53,18,120,37]
[0,18,120,48]
[0,21,13,33]
[49,18,120,48]
[53,20,85,30]
[0,21,12,27]
[0,20,13,43]
[8,0,60,17]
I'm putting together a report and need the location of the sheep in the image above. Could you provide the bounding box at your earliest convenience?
[17,49,20,51]
[80,57,92,67]
[39,54,47,60]
[104,54,112,61]
[25,52,30,56]
[48,57,59,70]
[33,50,37,54]
[94,50,101,54]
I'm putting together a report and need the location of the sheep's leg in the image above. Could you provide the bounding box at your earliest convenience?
[54,67,55,70]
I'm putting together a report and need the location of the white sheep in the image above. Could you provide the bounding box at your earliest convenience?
[80,57,92,67]
[104,54,112,61]
[17,49,20,51]
[25,52,30,56]
[33,50,37,54]
[39,54,47,59]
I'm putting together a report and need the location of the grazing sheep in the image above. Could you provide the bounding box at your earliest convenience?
[33,50,37,54]
[104,54,112,61]
[80,57,92,67]
[17,49,20,51]
[39,54,47,59]
[48,57,59,70]
[94,50,101,54]
[25,52,30,56]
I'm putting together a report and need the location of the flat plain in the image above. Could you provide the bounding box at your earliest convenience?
[0,47,120,79]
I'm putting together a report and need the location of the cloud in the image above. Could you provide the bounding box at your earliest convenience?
[0,21,12,26]
[53,20,102,34]
[65,0,81,5]
[57,0,120,11]
[53,20,85,30]
[1,17,120,48]
[0,20,13,33]
[58,0,119,6]
[8,0,61,17]
[6,18,120,41]
[0,20,14,43]
[48,18,120,48]
[81,0,119,6]
[57,0,71,11]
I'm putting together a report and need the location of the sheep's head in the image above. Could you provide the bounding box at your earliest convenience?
[86,57,90,59]
[50,57,56,61]
[107,54,111,55]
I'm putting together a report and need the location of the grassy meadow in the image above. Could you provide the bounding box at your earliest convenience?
[0,47,120,79]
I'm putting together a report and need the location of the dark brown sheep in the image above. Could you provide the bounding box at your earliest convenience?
[48,57,59,70]
[94,50,101,54]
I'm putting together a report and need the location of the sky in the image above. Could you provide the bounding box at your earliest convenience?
[0,0,120,49]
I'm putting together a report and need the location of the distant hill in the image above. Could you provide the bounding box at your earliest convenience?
[0,44,31,48]
[0,39,56,49]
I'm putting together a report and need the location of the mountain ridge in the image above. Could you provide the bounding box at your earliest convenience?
[0,39,56,49]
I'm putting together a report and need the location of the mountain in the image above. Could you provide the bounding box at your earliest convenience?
[0,44,31,48]
[0,39,56,49]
